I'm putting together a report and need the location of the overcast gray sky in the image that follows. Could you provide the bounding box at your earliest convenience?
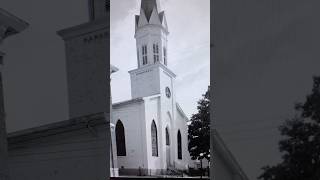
[110,0,210,119]
[1,0,88,132]
[214,0,320,179]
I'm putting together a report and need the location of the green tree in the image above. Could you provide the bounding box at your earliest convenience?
[259,76,320,180]
[188,86,210,162]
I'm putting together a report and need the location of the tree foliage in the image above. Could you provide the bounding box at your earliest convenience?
[188,86,210,161]
[259,76,320,180]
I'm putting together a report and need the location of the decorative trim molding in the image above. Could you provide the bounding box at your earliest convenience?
[57,17,108,40]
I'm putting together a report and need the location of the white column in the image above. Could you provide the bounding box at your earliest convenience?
[110,66,118,177]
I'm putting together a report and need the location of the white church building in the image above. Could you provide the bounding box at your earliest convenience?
[1,0,249,179]
[110,0,191,175]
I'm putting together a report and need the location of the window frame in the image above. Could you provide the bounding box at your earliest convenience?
[115,120,127,156]
[151,120,159,157]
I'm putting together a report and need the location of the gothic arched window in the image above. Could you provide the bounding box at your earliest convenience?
[151,120,158,156]
[177,130,182,160]
[165,127,170,145]
[115,120,126,156]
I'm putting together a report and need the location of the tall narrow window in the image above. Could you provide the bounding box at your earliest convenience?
[151,120,158,156]
[177,130,182,159]
[153,43,159,63]
[166,127,170,145]
[115,120,126,156]
[105,0,110,12]
[163,47,167,65]
[137,49,140,64]
[142,45,148,65]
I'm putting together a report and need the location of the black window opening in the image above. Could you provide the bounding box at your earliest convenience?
[166,127,170,145]
[142,45,148,65]
[153,43,159,63]
[115,120,126,156]
[177,130,182,160]
[151,120,158,157]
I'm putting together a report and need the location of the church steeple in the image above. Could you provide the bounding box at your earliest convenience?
[135,0,168,32]
[129,0,175,99]
[134,0,169,68]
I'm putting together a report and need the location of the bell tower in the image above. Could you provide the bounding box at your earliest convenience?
[129,0,175,100]
[57,0,108,119]
[134,0,169,68]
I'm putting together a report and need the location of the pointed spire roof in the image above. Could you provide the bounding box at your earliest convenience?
[141,0,160,21]
[135,0,168,34]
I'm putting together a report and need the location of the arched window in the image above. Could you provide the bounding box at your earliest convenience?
[177,130,182,159]
[115,120,126,156]
[165,127,170,145]
[151,120,158,156]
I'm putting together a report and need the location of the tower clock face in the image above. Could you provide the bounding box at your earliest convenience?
[165,87,171,98]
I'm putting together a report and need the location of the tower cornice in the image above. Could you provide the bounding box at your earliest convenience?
[134,24,169,38]
[129,63,176,78]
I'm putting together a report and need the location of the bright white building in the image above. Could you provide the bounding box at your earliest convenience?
[110,0,191,175]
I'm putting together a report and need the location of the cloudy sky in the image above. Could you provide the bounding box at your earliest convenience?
[214,0,320,179]
[1,0,88,132]
[110,0,210,119]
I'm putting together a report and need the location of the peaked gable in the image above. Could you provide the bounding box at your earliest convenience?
[159,11,168,32]
[141,0,159,21]
[148,6,161,25]
[135,15,140,30]
[138,9,148,28]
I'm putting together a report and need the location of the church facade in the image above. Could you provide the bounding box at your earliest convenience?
[2,0,250,179]
[110,0,191,175]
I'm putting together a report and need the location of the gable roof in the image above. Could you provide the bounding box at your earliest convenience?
[112,98,144,108]
[8,113,106,144]
[176,102,189,122]
[213,130,249,180]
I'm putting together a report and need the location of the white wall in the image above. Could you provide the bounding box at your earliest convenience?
[130,65,161,99]
[143,96,162,171]
[112,101,147,170]
[174,107,190,170]
[8,120,108,180]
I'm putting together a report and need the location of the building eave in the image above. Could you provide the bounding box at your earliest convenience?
[213,130,250,180]
[112,98,144,108]
[57,17,108,40]
[129,63,176,78]
[176,102,189,122]
[0,8,29,37]
[111,65,118,74]
[8,113,106,145]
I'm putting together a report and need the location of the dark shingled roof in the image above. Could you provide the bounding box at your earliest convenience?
[141,0,159,21]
